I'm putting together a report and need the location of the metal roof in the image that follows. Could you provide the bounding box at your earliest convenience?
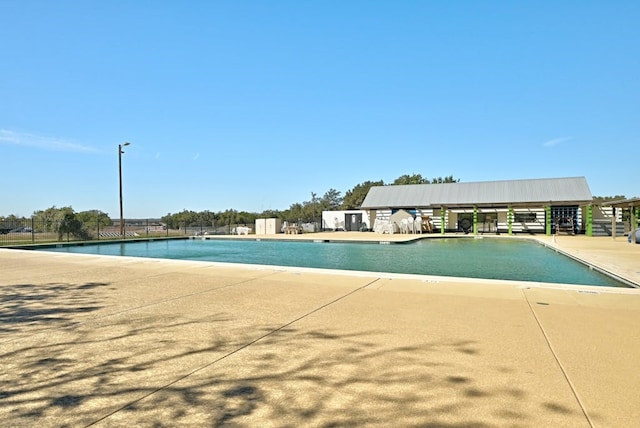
[608,197,640,208]
[360,177,593,209]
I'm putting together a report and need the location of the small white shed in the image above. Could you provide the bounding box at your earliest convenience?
[255,218,282,235]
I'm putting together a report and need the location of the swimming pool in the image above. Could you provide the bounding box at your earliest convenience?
[40,237,629,288]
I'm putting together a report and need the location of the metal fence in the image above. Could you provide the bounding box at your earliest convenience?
[0,219,249,246]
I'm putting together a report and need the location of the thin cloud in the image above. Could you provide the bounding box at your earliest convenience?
[543,137,574,147]
[193,153,200,160]
[0,129,98,153]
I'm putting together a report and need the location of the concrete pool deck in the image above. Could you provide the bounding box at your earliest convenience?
[1,233,639,426]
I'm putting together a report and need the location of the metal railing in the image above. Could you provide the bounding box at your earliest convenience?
[0,219,246,246]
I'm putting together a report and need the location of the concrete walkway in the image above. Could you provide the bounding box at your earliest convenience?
[1,234,639,427]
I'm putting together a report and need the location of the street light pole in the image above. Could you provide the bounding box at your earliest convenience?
[119,142,130,237]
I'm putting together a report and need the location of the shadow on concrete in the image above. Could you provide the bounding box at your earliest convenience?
[99,325,587,427]
[0,282,109,337]
[0,291,589,427]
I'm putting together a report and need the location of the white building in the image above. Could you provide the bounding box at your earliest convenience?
[359,177,602,236]
[322,210,371,232]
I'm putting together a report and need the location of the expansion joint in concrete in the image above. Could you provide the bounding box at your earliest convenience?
[521,289,594,428]
[86,277,379,426]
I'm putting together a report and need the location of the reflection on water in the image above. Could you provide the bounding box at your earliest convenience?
[43,238,628,288]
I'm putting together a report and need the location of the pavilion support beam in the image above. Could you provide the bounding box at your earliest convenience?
[508,206,513,235]
[612,207,617,239]
[545,205,552,236]
[585,205,593,237]
[473,206,478,235]
[441,206,446,235]
[367,209,376,232]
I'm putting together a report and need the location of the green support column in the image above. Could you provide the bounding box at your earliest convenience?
[473,206,478,235]
[441,206,446,235]
[508,206,513,235]
[545,206,551,236]
[586,205,593,236]
[635,208,639,230]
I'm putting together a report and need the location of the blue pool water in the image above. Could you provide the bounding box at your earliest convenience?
[41,237,629,288]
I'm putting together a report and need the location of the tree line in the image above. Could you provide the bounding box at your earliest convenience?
[162,174,460,228]
[0,174,458,231]
[1,174,626,232]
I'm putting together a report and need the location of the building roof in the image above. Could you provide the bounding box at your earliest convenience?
[360,177,593,209]
[608,197,640,208]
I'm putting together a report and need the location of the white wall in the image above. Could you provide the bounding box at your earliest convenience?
[255,219,266,235]
[322,210,371,231]
[266,218,282,234]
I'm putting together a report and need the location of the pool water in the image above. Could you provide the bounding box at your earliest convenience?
[41,237,628,288]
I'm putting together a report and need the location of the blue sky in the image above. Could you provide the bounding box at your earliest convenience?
[1,1,638,218]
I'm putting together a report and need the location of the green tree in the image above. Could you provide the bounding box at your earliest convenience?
[593,195,626,203]
[161,210,199,229]
[0,214,26,222]
[235,211,257,226]
[197,210,218,227]
[392,174,429,185]
[178,210,200,227]
[280,189,345,224]
[33,206,74,233]
[392,174,459,185]
[76,210,112,228]
[217,209,238,231]
[161,213,176,229]
[342,180,384,209]
[301,200,317,223]
[258,209,282,219]
[58,212,91,241]
[430,175,459,184]
[310,192,319,221]
[283,203,304,223]
[320,188,343,210]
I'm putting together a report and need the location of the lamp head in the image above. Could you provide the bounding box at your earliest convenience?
[119,142,131,153]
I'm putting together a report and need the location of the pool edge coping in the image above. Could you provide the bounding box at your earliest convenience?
[4,242,638,294]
